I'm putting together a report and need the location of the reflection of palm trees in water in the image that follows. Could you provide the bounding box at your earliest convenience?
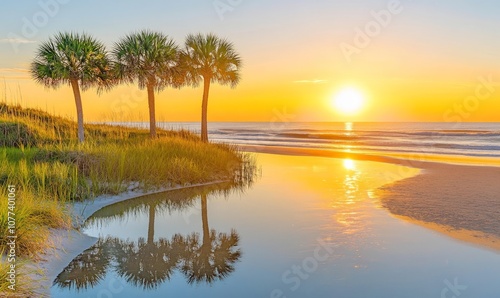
[54,184,247,291]
[54,238,112,290]
[180,194,241,284]
[111,200,178,290]
[114,236,183,289]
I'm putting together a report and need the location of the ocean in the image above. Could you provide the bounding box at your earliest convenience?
[117,122,500,158]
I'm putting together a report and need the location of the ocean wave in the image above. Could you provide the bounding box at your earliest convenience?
[118,122,500,158]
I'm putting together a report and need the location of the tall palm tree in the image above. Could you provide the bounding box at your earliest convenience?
[31,32,113,143]
[182,33,242,142]
[112,30,181,138]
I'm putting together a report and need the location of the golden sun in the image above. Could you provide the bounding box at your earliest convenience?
[332,88,365,115]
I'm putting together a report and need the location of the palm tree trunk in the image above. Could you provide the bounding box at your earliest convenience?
[201,194,209,243]
[70,79,85,143]
[148,203,156,244]
[147,83,157,138]
[201,78,211,142]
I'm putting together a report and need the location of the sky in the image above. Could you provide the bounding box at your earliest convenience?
[0,0,499,122]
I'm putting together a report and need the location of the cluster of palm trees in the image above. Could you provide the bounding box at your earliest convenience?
[30,31,242,143]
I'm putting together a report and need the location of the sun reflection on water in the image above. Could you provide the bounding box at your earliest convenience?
[331,159,366,236]
[345,122,353,131]
[343,158,356,171]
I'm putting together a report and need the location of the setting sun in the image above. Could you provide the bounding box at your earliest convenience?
[332,88,365,115]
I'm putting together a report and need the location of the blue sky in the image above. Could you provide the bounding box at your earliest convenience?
[2,0,499,68]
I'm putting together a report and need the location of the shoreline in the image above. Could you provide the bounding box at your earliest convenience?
[34,180,229,297]
[239,145,500,252]
[237,144,500,168]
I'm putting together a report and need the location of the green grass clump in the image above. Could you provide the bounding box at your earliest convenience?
[0,102,197,147]
[0,255,36,297]
[83,138,242,190]
[0,148,87,201]
[0,122,38,147]
[0,186,67,297]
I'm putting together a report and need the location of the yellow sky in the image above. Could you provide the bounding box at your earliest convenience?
[4,66,499,123]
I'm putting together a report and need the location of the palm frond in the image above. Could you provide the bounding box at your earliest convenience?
[112,30,181,91]
[30,32,113,91]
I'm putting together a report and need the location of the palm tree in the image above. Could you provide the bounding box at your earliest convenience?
[112,30,181,138]
[31,32,113,143]
[182,33,242,142]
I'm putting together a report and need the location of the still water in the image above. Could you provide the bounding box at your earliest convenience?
[51,153,500,297]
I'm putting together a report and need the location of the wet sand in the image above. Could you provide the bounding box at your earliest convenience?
[376,163,500,251]
[240,145,500,251]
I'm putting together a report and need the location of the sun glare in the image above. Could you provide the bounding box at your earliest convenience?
[343,159,356,171]
[332,88,365,115]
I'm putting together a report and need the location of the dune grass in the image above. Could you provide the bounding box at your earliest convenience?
[0,103,251,296]
[0,187,71,258]
[0,185,62,297]
[0,102,197,147]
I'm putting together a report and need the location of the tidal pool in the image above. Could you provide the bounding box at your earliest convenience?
[51,153,500,297]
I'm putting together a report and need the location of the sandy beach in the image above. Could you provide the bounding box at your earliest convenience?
[240,145,500,251]
[377,163,500,251]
